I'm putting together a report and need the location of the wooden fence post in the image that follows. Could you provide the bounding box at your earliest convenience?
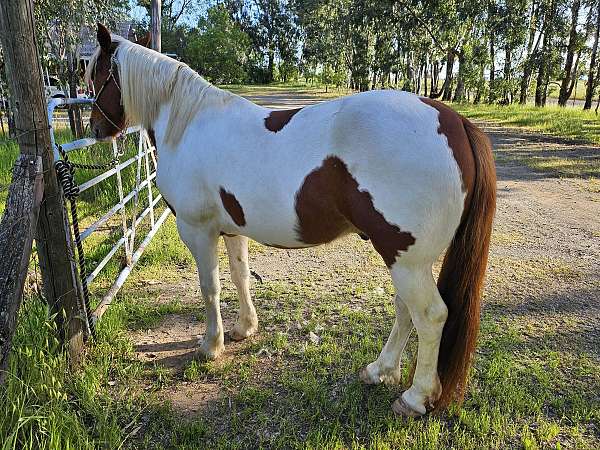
[151,0,162,52]
[0,0,86,366]
[0,155,43,384]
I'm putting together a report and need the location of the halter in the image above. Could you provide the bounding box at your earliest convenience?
[93,52,124,133]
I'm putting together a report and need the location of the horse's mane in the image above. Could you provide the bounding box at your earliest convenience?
[85,35,220,146]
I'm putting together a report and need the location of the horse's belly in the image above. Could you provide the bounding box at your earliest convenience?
[232,216,312,249]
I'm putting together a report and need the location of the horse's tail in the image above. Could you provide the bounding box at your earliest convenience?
[435,117,496,410]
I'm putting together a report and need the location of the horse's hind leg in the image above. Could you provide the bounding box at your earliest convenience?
[223,235,258,341]
[177,220,224,360]
[359,294,412,385]
[389,262,447,417]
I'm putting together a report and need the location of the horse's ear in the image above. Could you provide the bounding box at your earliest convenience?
[97,23,112,53]
[136,32,152,48]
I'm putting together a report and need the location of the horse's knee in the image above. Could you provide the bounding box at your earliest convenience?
[200,281,220,299]
[230,265,250,285]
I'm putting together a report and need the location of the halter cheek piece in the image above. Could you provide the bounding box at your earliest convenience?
[93,52,123,132]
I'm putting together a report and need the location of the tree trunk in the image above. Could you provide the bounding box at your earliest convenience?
[566,51,581,100]
[488,0,497,103]
[452,53,466,102]
[67,53,83,138]
[535,58,546,106]
[423,59,429,97]
[432,59,440,94]
[442,50,455,101]
[267,47,275,83]
[503,43,512,103]
[520,63,533,105]
[558,0,581,106]
[520,0,541,104]
[404,52,413,92]
[584,1,600,109]
[151,0,162,52]
[536,0,558,107]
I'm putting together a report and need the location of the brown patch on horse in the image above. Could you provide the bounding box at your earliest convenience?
[419,98,476,208]
[264,108,302,132]
[219,188,246,227]
[90,27,125,138]
[295,156,415,266]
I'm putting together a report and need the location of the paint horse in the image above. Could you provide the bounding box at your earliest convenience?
[86,24,496,417]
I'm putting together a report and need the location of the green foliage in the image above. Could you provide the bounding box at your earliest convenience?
[34,0,126,85]
[19,0,600,108]
[187,5,251,84]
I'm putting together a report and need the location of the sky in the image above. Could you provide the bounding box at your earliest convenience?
[128,0,208,27]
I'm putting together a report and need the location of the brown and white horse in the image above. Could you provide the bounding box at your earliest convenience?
[86,24,496,417]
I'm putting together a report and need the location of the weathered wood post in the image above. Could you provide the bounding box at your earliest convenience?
[151,0,162,52]
[0,0,86,371]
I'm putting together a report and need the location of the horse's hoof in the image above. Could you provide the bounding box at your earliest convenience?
[392,396,424,418]
[197,342,223,361]
[358,366,379,385]
[229,323,257,341]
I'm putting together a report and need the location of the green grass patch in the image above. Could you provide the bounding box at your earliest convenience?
[520,156,600,178]
[453,102,600,145]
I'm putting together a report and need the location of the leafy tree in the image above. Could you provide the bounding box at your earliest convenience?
[187,5,252,84]
[135,0,198,58]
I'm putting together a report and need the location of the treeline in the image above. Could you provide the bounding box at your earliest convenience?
[157,0,600,108]
[3,0,599,111]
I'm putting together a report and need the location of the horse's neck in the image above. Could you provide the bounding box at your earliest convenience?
[148,86,260,154]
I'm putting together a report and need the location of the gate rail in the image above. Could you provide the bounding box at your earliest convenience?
[48,98,171,328]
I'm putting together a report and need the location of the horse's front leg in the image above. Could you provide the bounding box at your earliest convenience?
[177,219,224,360]
[223,235,258,340]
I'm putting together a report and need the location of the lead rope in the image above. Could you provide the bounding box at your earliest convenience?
[55,146,119,340]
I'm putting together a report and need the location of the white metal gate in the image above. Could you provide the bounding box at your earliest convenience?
[48,98,171,331]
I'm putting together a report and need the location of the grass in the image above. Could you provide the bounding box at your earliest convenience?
[2,249,598,448]
[518,156,600,178]
[452,102,600,145]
